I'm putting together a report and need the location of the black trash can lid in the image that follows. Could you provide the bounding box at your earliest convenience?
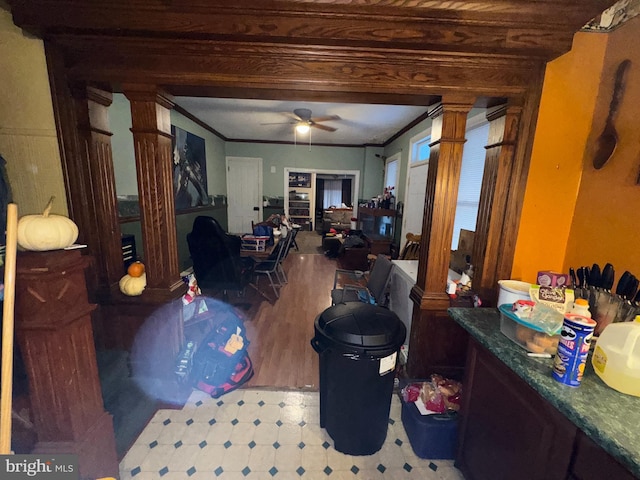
[315,303,406,350]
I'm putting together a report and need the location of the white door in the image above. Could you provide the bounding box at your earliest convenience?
[401,161,428,242]
[226,156,262,234]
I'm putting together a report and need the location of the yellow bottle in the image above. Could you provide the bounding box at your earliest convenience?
[591,316,640,397]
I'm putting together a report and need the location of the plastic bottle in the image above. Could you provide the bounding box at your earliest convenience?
[570,298,591,318]
[591,315,640,397]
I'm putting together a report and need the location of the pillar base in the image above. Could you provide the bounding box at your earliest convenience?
[33,411,119,479]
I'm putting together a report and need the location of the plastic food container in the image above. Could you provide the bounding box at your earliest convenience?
[497,280,532,307]
[498,305,560,354]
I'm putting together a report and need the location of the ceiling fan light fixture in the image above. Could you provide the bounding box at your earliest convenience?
[295,123,310,134]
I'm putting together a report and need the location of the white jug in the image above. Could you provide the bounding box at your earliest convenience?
[591,316,640,397]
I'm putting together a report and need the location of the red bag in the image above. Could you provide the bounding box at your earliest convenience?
[195,352,254,399]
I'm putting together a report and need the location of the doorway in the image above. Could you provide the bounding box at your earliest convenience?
[284,167,360,233]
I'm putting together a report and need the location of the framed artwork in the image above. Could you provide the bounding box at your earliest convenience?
[171,125,209,210]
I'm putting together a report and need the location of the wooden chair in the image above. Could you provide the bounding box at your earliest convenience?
[399,233,421,260]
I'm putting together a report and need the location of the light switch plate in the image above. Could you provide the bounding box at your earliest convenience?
[270,166,276,173]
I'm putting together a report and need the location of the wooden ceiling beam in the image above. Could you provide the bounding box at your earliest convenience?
[9,0,613,60]
[49,36,541,100]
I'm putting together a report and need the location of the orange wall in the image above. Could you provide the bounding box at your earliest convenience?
[564,15,640,281]
[514,15,640,286]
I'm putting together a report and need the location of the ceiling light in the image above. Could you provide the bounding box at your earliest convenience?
[295,123,310,134]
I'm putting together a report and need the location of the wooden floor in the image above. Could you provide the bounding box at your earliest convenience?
[243,245,335,390]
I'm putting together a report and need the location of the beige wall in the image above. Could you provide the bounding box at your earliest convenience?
[0,7,67,217]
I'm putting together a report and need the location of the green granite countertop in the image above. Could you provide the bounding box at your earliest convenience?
[448,307,640,478]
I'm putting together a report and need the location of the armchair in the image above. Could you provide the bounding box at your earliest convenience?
[187,216,254,300]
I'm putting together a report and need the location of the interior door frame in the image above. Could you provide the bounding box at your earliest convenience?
[284,166,360,217]
[401,126,432,244]
[226,156,263,232]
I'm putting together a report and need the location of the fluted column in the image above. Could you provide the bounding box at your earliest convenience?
[123,85,185,301]
[72,86,124,298]
[472,103,522,305]
[407,95,475,378]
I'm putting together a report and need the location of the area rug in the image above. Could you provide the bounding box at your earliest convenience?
[292,230,325,255]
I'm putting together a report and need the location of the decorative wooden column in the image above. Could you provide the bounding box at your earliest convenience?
[14,249,119,479]
[116,86,189,407]
[123,85,185,301]
[72,85,124,299]
[407,96,475,379]
[472,103,522,306]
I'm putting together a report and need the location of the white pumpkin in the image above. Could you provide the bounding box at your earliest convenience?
[17,196,79,251]
[119,273,147,296]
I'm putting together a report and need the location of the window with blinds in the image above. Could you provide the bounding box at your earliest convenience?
[451,121,490,250]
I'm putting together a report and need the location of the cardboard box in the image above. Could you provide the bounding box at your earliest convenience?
[537,271,569,287]
[241,235,270,251]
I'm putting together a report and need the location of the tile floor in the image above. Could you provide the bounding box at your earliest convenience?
[119,388,465,479]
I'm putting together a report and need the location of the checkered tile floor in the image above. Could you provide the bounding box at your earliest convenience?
[119,389,465,479]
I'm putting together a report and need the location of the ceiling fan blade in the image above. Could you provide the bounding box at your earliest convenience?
[310,115,341,123]
[312,123,337,132]
[260,121,295,125]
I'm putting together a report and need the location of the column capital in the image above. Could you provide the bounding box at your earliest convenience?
[122,84,175,109]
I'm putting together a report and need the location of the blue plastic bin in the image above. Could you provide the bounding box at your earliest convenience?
[401,397,458,459]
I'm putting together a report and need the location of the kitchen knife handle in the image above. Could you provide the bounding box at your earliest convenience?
[633,289,640,306]
[584,266,591,288]
[590,263,601,289]
[601,263,615,291]
[616,271,632,296]
[569,268,577,290]
[577,267,585,288]
[624,276,638,301]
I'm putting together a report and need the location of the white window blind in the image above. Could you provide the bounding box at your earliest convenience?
[451,122,490,250]
[323,179,343,208]
[384,159,398,191]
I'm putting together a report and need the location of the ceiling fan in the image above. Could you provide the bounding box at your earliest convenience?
[262,108,341,132]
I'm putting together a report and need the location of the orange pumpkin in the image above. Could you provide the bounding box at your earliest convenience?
[127,261,145,278]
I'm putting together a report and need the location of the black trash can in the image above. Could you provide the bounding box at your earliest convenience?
[311,302,406,455]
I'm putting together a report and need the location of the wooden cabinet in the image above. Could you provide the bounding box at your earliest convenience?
[457,338,637,480]
[358,207,396,255]
[570,431,636,480]
[457,338,576,480]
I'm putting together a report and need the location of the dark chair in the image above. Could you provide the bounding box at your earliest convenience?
[187,216,255,301]
[254,233,293,299]
[330,254,393,306]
